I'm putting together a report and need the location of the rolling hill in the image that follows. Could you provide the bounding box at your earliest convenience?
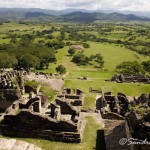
[0,8,150,22]
[25,12,53,18]
[62,11,150,22]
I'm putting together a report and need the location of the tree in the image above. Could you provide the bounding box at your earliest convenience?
[20,34,34,46]
[60,31,66,41]
[94,54,104,68]
[10,35,17,44]
[68,48,76,56]
[16,54,40,69]
[116,61,145,74]
[0,53,17,68]
[82,42,90,48]
[56,65,66,75]
[142,60,150,72]
[72,53,89,65]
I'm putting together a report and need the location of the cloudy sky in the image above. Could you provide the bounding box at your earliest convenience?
[0,0,149,11]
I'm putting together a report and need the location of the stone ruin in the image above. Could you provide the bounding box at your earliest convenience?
[125,110,150,150]
[57,88,84,106]
[134,93,150,107]
[0,88,85,143]
[95,88,150,149]
[0,70,27,112]
[94,88,150,150]
[110,73,150,84]
[89,87,101,93]
[96,88,129,118]
[0,70,18,89]
[0,138,41,150]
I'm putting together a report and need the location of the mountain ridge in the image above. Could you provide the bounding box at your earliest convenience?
[0,8,150,22]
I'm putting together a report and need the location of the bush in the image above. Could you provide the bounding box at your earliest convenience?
[82,42,90,48]
[68,48,76,56]
[142,60,150,73]
[0,53,17,68]
[116,61,145,74]
[56,65,66,75]
[72,53,89,65]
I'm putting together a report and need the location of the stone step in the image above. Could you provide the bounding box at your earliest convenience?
[0,138,41,150]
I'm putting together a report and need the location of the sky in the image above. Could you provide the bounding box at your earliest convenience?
[0,0,150,11]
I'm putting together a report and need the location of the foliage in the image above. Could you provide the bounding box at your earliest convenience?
[40,86,56,102]
[82,42,90,48]
[116,61,145,74]
[20,34,35,46]
[46,41,65,50]
[16,53,40,69]
[93,54,104,68]
[68,48,76,56]
[72,52,89,65]
[0,53,17,68]
[58,31,66,41]
[56,65,66,74]
[142,60,150,73]
[24,80,40,89]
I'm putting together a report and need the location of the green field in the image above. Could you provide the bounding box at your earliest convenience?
[0,21,150,150]
[35,40,150,110]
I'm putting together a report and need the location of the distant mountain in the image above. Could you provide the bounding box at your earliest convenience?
[25,12,52,18]
[62,11,150,22]
[62,11,97,22]
[0,8,150,22]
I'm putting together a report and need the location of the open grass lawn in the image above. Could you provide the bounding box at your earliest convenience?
[38,41,150,109]
[47,42,148,72]
[64,78,150,109]
[0,116,103,150]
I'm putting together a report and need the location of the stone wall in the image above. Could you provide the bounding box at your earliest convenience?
[0,110,82,143]
[125,111,150,150]
[102,112,125,120]
[0,89,21,112]
[55,98,79,115]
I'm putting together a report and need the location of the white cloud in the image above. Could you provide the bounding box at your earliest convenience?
[0,0,149,11]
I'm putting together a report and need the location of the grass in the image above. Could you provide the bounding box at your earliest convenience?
[40,85,56,102]
[0,22,149,149]
[24,80,40,88]
[64,78,150,109]
[84,42,148,71]
[37,41,149,108]
[47,42,148,73]
[0,116,103,150]
[24,80,56,102]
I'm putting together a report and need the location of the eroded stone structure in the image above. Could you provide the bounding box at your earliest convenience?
[58,88,84,106]
[126,111,150,150]
[110,73,150,84]
[0,70,26,112]
[96,89,129,118]
[0,88,85,143]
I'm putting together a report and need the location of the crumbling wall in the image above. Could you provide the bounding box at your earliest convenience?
[0,110,81,143]
[102,112,124,120]
[55,98,79,115]
[0,89,21,112]
[125,111,150,150]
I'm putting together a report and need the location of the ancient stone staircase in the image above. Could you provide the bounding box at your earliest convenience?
[0,138,41,150]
